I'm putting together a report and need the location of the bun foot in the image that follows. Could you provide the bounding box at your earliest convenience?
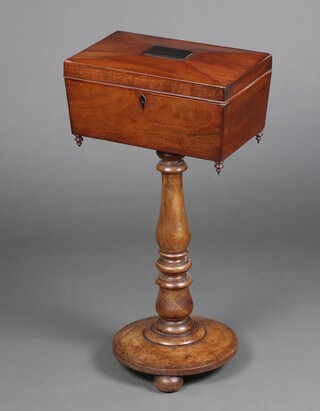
[154,376,183,393]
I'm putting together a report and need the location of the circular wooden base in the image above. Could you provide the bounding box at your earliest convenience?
[113,316,238,391]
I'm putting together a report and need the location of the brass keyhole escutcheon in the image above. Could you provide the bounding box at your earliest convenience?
[139,94,147,111]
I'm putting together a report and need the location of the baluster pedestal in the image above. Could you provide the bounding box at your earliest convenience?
[113,152,238,393]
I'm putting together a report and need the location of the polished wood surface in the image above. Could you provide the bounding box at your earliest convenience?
[65,31,271,101]
[65,79,223,161]
[64,32,271,392]
[113,316,237,388]
[64,31,272,163]
[147,152,201,346]
[223,71,271,159]
[113,153,238,392]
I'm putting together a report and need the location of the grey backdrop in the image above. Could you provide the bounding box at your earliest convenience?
[1,1,319,410]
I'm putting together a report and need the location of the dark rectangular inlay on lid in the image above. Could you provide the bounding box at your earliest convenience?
[144,45,192,61]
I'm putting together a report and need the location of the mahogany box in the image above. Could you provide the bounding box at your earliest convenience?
[64,31,272,162]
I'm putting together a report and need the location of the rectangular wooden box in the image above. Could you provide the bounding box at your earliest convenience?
[64,31,272,162]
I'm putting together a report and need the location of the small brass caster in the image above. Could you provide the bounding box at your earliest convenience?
[256,131,263,144]
[74,135,83,147]
[214,161,224,175]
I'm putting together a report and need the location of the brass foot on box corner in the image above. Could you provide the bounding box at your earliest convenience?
[256,131,263,144]
[74,135,83,147]
[214,161,224,175]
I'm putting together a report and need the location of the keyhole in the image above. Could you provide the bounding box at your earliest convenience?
[139,94,147,111]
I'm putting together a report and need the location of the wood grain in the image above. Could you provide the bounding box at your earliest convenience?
[113,316,237,375]
[112,154,238,392]
[65,79,223,160]
[222,71,272,160]
[64,31,271,392]
[65,31,271,101]
[64,31,271,162]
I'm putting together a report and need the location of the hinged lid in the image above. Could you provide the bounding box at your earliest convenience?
[64,31,271,102]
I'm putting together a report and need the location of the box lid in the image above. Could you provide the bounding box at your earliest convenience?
[64,31,271,102]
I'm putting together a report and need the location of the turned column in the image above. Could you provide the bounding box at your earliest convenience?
[113,152,237,394]
[154,151,194,336]
[144,152,205,391]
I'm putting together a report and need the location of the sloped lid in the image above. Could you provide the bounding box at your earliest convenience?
[64,31,272,102]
